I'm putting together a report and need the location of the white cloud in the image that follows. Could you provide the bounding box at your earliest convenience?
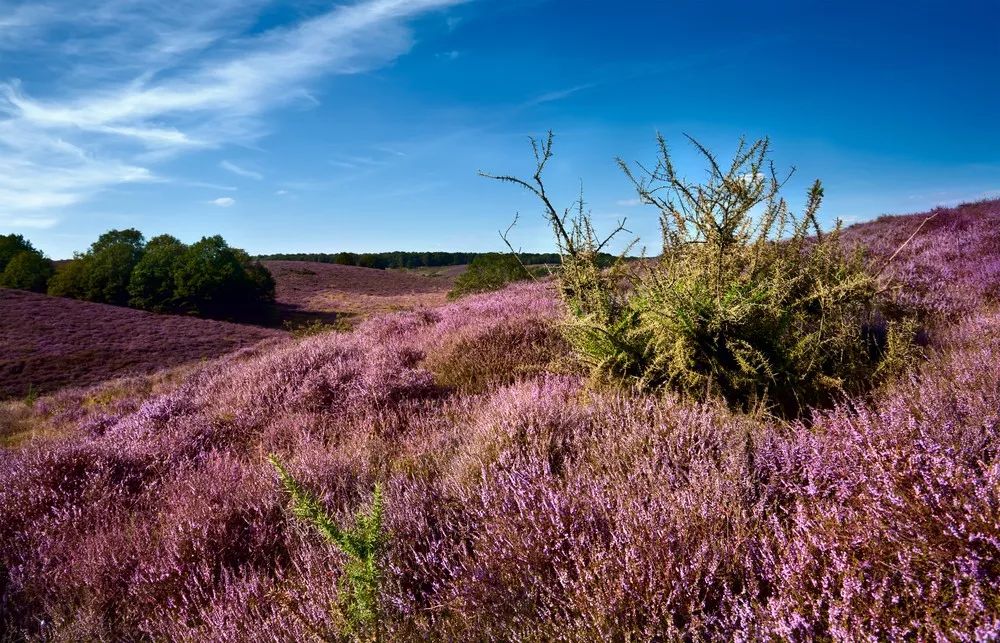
[3,0,467,143]
[0,216,59,229]
[0,0,467,223]
[0,120,156,212]
[209,196,235,207]
[616,198,642,207]
[220,160,262,180]
[275,189,288,195]
[436,50,460,60]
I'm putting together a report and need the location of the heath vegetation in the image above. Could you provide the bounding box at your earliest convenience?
[0,288,281,400]
[0,135,998,639]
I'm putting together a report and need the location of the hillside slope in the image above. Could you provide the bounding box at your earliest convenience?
[265,260,458,324]
[0,200,998,640]
[0,289,283,399]
[843,198,1000,317]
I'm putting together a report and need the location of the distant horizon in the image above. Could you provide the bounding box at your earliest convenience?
[37,195,999,262]
[2,0,998,259]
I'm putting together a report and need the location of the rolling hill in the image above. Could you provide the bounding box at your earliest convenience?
[0,289,282,399]
[1,200,998,639]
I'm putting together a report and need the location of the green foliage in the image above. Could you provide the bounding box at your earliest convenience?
[0,250,54,292]
[448,253,541,299]
[283,318,349,337]
[128,234,185,312]
[486,133,919,417]
[47,229,274,322]
[83,229,147,305]
[47,255,90,299]
[270,455,386,641]
[0,234,38,272]
[0,235,54,293]
[173,235,275,321]
[258,250,567,269]
[23,384,37,408]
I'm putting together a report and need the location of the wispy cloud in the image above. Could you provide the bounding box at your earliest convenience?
[0,216,59,229]
[182,180,238,192]
[220,160,262,180]
[525,83,596,106]
[209,196,235,207]
[0,0,467,226]
[0,119,154,225]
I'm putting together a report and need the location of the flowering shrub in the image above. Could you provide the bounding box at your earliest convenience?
[484,133,920,417]
[0,201,998,639]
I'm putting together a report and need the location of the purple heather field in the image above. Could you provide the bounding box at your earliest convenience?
[1,200,999,640]
[0,290,283,400]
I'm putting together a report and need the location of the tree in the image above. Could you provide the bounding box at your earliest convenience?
[0,234,38,273]
[47,254,90,298]
[77,228,147,305]
[0,250,54,292]
[173,235,275,321]
[128,234,185,312]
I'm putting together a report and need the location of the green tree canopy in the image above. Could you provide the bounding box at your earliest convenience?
[128,234,186,312]
[173,235,275,321]
[47,255,89,299]
[82,229,147,305]
[0,250,55,292]
[47,229,274,322]
[0,234,38,272]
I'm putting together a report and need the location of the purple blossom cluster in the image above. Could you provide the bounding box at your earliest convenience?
[1,201,998,639]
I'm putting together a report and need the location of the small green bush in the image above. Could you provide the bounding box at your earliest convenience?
[270,456,386,641]
[448,253,542,299]
[283,318,349,338]
[485,133,918,417]
[23,384,38,408]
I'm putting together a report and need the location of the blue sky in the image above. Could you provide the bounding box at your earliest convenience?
[1,0,997,259]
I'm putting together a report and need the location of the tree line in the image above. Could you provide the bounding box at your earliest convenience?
[256,250,571,269]
[0,234,55,292]
[2,230,275,323]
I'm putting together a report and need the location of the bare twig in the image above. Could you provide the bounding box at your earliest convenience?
[874,210,940,277]
[498,212,540,282]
